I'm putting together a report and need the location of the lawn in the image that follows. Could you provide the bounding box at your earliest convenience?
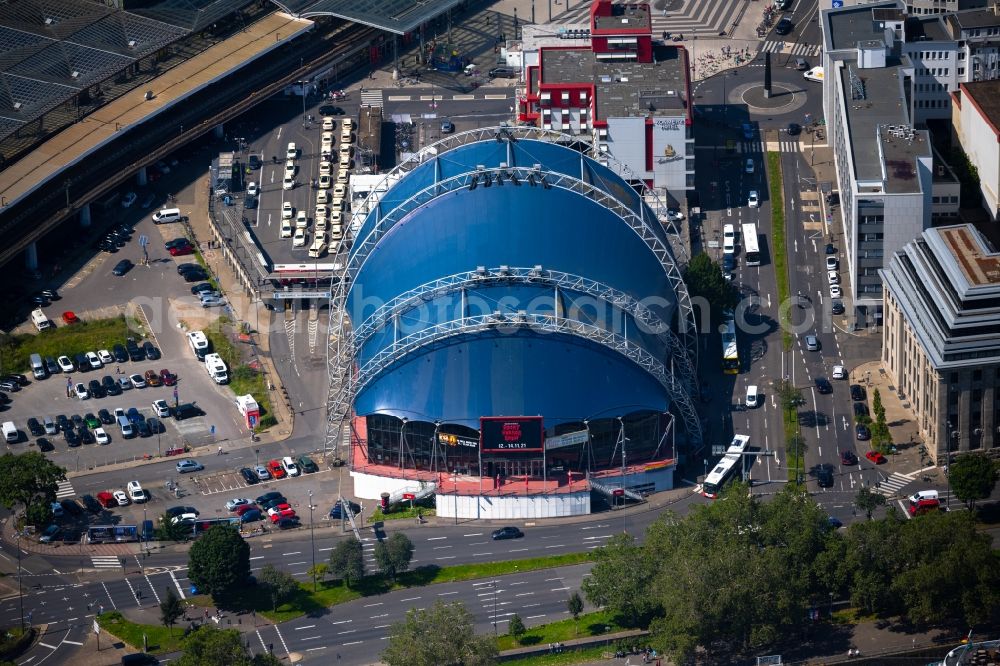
[766,151,792,351]
[372,505,436,522]
[496,609,623,650]
[503,645,610,665]
[196,551,593,623]
[0,315,130,374]
[97,611,186,654]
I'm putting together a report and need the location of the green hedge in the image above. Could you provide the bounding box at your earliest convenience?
[766,151,792,351]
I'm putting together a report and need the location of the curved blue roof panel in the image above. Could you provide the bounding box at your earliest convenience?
[354,333,668,428]
[347,185,674,321]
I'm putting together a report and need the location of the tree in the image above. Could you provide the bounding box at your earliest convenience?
[948,452,999,510]
[259,564,299,612]
[188,526,251,602]
[374,533,414,582]
[381,600,497,666]
[159,587,184,636]
[307,563,329,591]
[567,591,584,636]
[682,252,738,331]
[175,625,253,666]
[582,533,658,627]
[871,388,883,419]
[854,486,886,520]
[329,537,365,588]
[508,613,526,643]
[0,452,66,527]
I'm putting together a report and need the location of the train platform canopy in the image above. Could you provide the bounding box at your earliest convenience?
[272,0,465,34]
[0,0,251,142]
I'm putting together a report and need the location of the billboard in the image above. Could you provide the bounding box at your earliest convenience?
[437,432,479,449]
[480,416,544,453]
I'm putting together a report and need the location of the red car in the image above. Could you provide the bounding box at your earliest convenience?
[234,503,259,517]
[96,491,116,508]
[62,311,80,324]
[865,450,887,465]
[269,508,296,523]
[169,245,194,257]
[267,460,286,479]
[159,369,177,386]
[908,498,940,516]
[266,503,291,516]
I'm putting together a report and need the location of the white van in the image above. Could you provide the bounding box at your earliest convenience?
[804,66,824,83]
[126,481,146,503]
[117,415,134,438]
[187,330,210,360]
[31,308,52,331]
[908,489,939,504]
[30,353,46,379]
[2,422,18,443]
[745,385,761,409]
[723,223,736,253]
[152,208,184,224]
[308,238,327,258]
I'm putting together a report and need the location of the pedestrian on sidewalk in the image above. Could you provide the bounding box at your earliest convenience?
[217,445,223,455]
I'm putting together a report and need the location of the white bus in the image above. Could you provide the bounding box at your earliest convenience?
[702,434,751,499]
[742,222,760,266]
[721,310,739,375]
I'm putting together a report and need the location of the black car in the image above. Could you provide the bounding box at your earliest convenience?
[97,240,117,253]
[239,467,259,485]
[329,501,360,519]
[60,499,83,516]
[81,494,103,514]
[137,420,152,438]
[176,263,200,275]
[56,414,70,431]
[98,408,114,425]
[276,517,300,530]
[787,122,801,136]
[64,429,80,447]
[261,497,288,511]
[3,373,29,387]
[165,238,191,250]
[831,300,845,315]
[44,356,60,375]
[491,526,523,540]
[112,344,129,363]
[74,353,89,372]
[248,155,262,170]
[825,243,837,255]
[101,375,119,394]
[36,437,54,452]
[0,391,10,404]
[126,338,145,362]
[840,450,859,466]
[182,270,208,283]
[147,417,162,434]
[255,491,284,506]
[142,341,161,360]
[26,417,44,436]
[850,384,866,401]
[40,289,59,301]
[173,403,204,420]
[488,66,517,79]
[815,377,832,394]
[856,424,871,441]
[88,379,105,398]
[190,282,215,295]
[853,402,869,418]
[71,414,84,429]
[775,17,793,35]
[77,426,94,444]
[32,294,50,307]
[816,465,834,488]
[112,259,133,276]
[244,195,257,210]
[319,105,345,115]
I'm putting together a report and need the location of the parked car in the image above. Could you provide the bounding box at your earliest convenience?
[152,399,171,417]
[88,379,104,398]
[112,344,129,363]
[84,413,100,428]
[113,490,130,506]
[27,417,44,437]
[850,384,866,401]
[94,427,110,445]
[147,417,162,434]
[255,491,284,506]
[112,259,133,276]
[253,465,271,481]
[142,341,161,360]
[39,525,61,543]
[298,455,319,474]
[856,424,871,441]
[81,494,103,513]
[62,311,80,324]
[129,373,146,389]
[96,491,116,508]
[234,503,260,517]
[226,498,252,511]
[267,460,286,479]
[159,369,177,386]
[57,356,75,373]
[144,370,162,387]
[328,501,360,519]
[239,467,259,484]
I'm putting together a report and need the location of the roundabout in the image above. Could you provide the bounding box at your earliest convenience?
[730,80,810,117]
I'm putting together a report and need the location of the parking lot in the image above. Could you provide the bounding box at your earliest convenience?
[0,184,255,471]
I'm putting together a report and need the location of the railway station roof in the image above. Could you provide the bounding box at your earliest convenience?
[270,0,465,34]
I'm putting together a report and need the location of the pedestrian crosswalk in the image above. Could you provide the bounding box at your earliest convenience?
[760,40,822,57]
[875,472,912,497]
[55,480,76,500]
[360,88,384,107]
[91,556,122,570]
[555,0,744,36]
[777,139,800,153]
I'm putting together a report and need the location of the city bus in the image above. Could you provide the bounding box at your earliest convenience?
[702,434,751,499]
[742,222,760,266]
[721,310,739,374]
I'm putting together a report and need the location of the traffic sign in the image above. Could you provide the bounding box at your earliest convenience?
[249,414,257,427]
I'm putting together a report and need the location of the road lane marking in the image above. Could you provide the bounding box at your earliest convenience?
[400,597,421,602]
[170,571,186,600]
[101,582,117,610]
[295,625,315,630]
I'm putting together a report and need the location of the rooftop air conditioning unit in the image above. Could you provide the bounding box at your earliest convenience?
[13,102,22,111]
[44,17,54,25]
[71,71,79,78]
[128,40,137,48]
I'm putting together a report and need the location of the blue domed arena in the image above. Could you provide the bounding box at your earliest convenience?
[327,128,700,518]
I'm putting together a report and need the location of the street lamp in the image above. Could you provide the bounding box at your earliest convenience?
[308,490,317,591]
